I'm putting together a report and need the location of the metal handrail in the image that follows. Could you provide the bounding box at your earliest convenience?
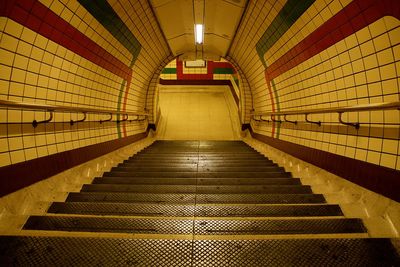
[252,101,400,129]
[0,99,148,127]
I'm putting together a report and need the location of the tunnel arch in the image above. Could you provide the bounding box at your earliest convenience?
[144,55,254,127]
[0,0,399,201]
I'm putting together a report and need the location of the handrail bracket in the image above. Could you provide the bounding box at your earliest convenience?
[284,115,297,124]
[305,114,321,126]
[99,113,112,124]
[70,112,86,126]
[32,111,53,128]
[253,115,270,123]
[270,115,282,123]
[338,112,360,129]
[117,114,128,123]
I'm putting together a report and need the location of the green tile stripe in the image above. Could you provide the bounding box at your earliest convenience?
[78,0,142,138]
[233,77,239,87]
[256,0,315,67]
[116,80,127,138]
[78,0,141,62]
[161,68,177,74]
[213,68,234,74]
[256,0,315,138]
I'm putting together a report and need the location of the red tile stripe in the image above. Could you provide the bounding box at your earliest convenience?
[265,0,400,82]
[1,0,132,82]
[176,60,234,80]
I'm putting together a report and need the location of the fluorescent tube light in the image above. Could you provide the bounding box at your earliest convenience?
[195,24,203,44]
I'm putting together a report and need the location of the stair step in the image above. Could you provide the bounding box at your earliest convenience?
[81,184,312,194]
[140,150,258,153]
[124,159,275,165]
[130,155,267,159]
[23,216,366,235]
[48,202,342,217]
[103,171,292,178]
[111,166,285,172]
[142,148,256,152]
[121,161,277,167]
[1,236,398,266]
[66,192,326,204]
[92,177,301,186]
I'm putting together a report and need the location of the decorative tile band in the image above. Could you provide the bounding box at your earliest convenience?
[0,131,148,197]
[1,0,143,138]
[1,0,132,81]
[262,0,400,138]
[256,0,315,138]
[256,0,316,67]
[77,0,141,64]
[251,130,400,203]
[77,0,142,138]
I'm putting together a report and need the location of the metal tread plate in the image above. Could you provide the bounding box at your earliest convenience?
[196,172,291,178]
[66,192,197,204]
[194,205,343,217]
[196,194,326,204]
[130,155,267,160]
[47,202,342,217]
[23,216,193,234]
[124,159,273,164]
[66,192,326,204]
[23,216,366,235]
[192,238,400,266]
[0,236,192,266]
[92,177,301,186]
[103,172,292,178]
[48,202,195,217]
[111,166,285,172]
[120,162,277,168]
[194,218,367,235]
[81,184,312,194]
[1,237,397,266]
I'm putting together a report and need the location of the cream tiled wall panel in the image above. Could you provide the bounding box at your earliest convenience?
[0,0,172,167]
[228,0,400,170]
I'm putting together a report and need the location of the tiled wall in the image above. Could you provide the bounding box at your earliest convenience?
[0,0,171,167]
[228,0,400,170]
[160,59,236,81]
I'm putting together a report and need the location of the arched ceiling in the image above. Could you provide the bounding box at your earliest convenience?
[150,0,248,61]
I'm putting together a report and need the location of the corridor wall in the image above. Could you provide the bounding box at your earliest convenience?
[228,0,400,171]
[0,0,173,196]
[0,0,172,168]
[227,0,400,200]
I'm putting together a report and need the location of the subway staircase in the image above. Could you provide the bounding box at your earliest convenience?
[1,141,399,266]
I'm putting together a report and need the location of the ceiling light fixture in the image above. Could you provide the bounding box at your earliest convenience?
[195,24,203,44]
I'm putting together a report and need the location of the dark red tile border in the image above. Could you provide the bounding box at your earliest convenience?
[0,131,148,197]
[2,0,132,81]
[250,129,400,202]
[265,0,400,82]
[175,60,235,80]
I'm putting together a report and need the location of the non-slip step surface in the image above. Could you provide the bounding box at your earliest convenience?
[111,166,285,172]
[23,216,193,234]
[103,171,292,178]
[81,184,312,194]
[92,177,301,186]
[48,202,342,217]
[66,192,197,204]
[129,155,268,159]
[66,192,326,204]
[1,236,398,266]
[23,216,366,235]
[121,161,277,167]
